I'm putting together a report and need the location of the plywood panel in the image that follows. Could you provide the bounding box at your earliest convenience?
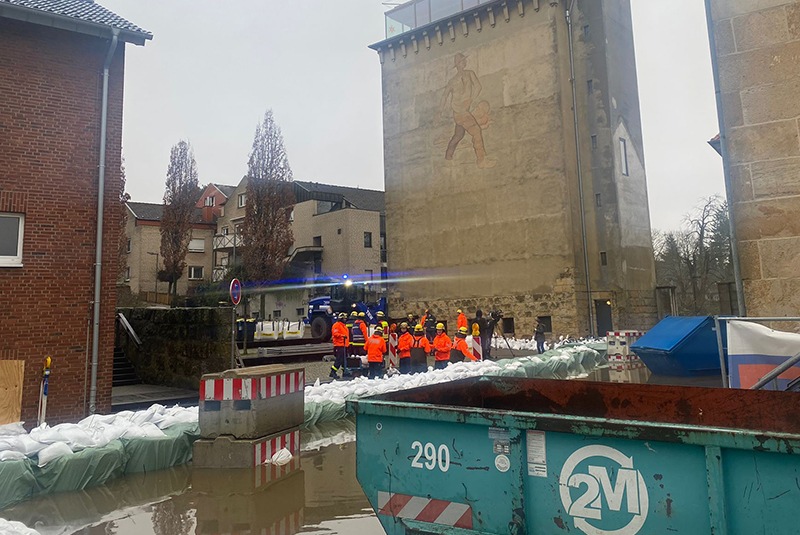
[0,360,24,425]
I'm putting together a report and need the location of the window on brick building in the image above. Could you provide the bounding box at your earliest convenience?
[188,266,204,280]
[124,267,131,281]
[364,231,373,248]
[126,238,131,253]
[204,196,215,207]
[238,193,246,208]
[0,213,24,267]
[313,236,322,247]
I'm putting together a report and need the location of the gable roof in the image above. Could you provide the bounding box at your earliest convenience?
[213,184,237,198]
[0,0,152,45]
[127,202,212,225]
[294,181,385,213]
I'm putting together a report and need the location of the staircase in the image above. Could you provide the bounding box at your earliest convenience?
[113,347,141,387]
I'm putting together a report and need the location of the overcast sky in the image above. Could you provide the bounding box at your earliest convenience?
[102,0,724,232]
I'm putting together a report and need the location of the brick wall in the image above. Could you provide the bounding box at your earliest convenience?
[0,20,125,423]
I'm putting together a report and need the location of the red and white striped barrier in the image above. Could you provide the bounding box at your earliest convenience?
[472,335,483,361]
[260,509,303,535]
[377,491,473,529]
[254,454,301,488]
[201,371,305,401]
[388,333,398,368]
[254,428,300,467]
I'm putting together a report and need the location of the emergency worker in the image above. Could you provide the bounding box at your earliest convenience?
[365,326,387,379]
[423,310,437,343]
[376,311,389,345]
[450,326,477,362]
[329,312,350,379]
[456,309,468,331]
[396,322,413,374]
[432,322,451,370]
[350,312,368,356]
[410,324,432,373]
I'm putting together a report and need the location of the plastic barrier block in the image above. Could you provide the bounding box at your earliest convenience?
[193,427,300,469]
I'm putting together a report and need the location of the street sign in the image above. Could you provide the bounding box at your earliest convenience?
[230,278,242,305]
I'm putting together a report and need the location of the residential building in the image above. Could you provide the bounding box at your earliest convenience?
[0,0,150,423]
[373,0,656,336]
[123,202,217,302]
[707,1,800,322]
[196,182,236,222]
[212,180,386,320]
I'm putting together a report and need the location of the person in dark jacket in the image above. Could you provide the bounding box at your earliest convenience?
[423,310,437,343]
[534,320,546,354]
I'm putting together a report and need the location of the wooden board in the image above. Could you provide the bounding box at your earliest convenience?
[0,360,24,425]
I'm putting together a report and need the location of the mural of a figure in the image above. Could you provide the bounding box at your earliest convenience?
[440,53,495,169]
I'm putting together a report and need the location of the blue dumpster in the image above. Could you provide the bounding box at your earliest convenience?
[630,315,726,376]
[348,377,800,535]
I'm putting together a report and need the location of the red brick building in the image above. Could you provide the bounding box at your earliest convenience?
[0,0,150,424]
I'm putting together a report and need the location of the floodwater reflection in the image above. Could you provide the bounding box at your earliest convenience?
[1,418,382,535]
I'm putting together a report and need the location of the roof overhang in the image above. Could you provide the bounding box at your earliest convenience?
[0,3,152,45]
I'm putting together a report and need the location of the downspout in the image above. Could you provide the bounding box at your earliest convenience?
[566,5,595,336]
[704,0,746,316]
[89,29,120,414]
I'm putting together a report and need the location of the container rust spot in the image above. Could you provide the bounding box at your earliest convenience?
[653,473,663,481]
[666,494,673,517]
[553,516,567,530]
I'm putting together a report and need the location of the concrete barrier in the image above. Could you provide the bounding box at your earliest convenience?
[199,364,305,440]
[193,427,300,469]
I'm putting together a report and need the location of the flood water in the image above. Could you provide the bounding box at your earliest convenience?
[0,418,382,535]
[0,362,722,534]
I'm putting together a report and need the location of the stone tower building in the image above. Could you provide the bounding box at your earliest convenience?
[373,0,656,337]
[708,0,800,322]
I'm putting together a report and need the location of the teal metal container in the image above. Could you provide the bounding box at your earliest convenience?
[347,377,800,535]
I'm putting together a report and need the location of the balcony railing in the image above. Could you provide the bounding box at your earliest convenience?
[213,234,242,250]
[385,0,493,38]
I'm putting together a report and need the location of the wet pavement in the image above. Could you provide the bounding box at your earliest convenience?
[1,361,725,534]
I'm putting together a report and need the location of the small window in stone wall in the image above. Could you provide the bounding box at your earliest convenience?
[313,236,322,247]
[273,310,282,319]
[537,316,553,333]
[600,251,608,266]
[364,232,373,248]
[296,308,305,318]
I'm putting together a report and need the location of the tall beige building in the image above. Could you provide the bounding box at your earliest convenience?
[708,0,800,320]
[375,0,656,336]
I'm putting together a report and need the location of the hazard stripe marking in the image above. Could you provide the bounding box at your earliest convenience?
[201,372,304,402]
[377,491,473,529]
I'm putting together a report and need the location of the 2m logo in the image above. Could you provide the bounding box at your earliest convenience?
[559,445,649,535]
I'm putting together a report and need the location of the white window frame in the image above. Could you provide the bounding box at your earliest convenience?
[238,193,246,208]
[204,196,215,207]
[0,213,24,267]
[188,266,204,280]
[124,266,131,281]
[188,238,205,253]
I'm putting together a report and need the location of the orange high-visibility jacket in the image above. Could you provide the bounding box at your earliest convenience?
[411,335,431,353]
[397,332,414,358]
[331,321,350,348]
[433,333,452,361]
[365,334,387,363]
[457,313,468,330]
[452,336,477,361]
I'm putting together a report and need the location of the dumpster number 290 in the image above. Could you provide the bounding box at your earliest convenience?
[411,441,450,472]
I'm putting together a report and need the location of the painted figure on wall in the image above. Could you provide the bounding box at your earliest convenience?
[440,53,495,169]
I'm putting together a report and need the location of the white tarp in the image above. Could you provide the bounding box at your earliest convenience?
[726,320,800,389]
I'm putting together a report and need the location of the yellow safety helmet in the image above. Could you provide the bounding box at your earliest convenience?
[338,312,347,319]
[350,311,358,318]
[436,322,445,330]
[457,309,462,314]
[358,312,366,317]
[414,324,424,332]
[374,326,383,333]
[458,326,468,335]
[400,322,409,329]
[377,311,385,317]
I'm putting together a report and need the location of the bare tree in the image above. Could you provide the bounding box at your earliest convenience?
[241,110,295,318]
[653,195,732,315]
[160,140,200,305]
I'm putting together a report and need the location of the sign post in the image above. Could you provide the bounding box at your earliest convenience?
[230,278,242,369]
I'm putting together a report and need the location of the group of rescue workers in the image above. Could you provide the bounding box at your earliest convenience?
[329,308,487,380]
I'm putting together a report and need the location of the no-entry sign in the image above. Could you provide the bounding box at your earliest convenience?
[229,278,242,305]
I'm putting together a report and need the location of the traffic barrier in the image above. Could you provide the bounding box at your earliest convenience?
[606,330,645,359]
[388,332,398,368]
[377,491,473,529]
[472,336,482,361]
[193,427,300,469]
[199,365,305,440]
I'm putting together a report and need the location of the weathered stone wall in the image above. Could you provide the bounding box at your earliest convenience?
[378,0,656,338]
[710,0,800,317]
